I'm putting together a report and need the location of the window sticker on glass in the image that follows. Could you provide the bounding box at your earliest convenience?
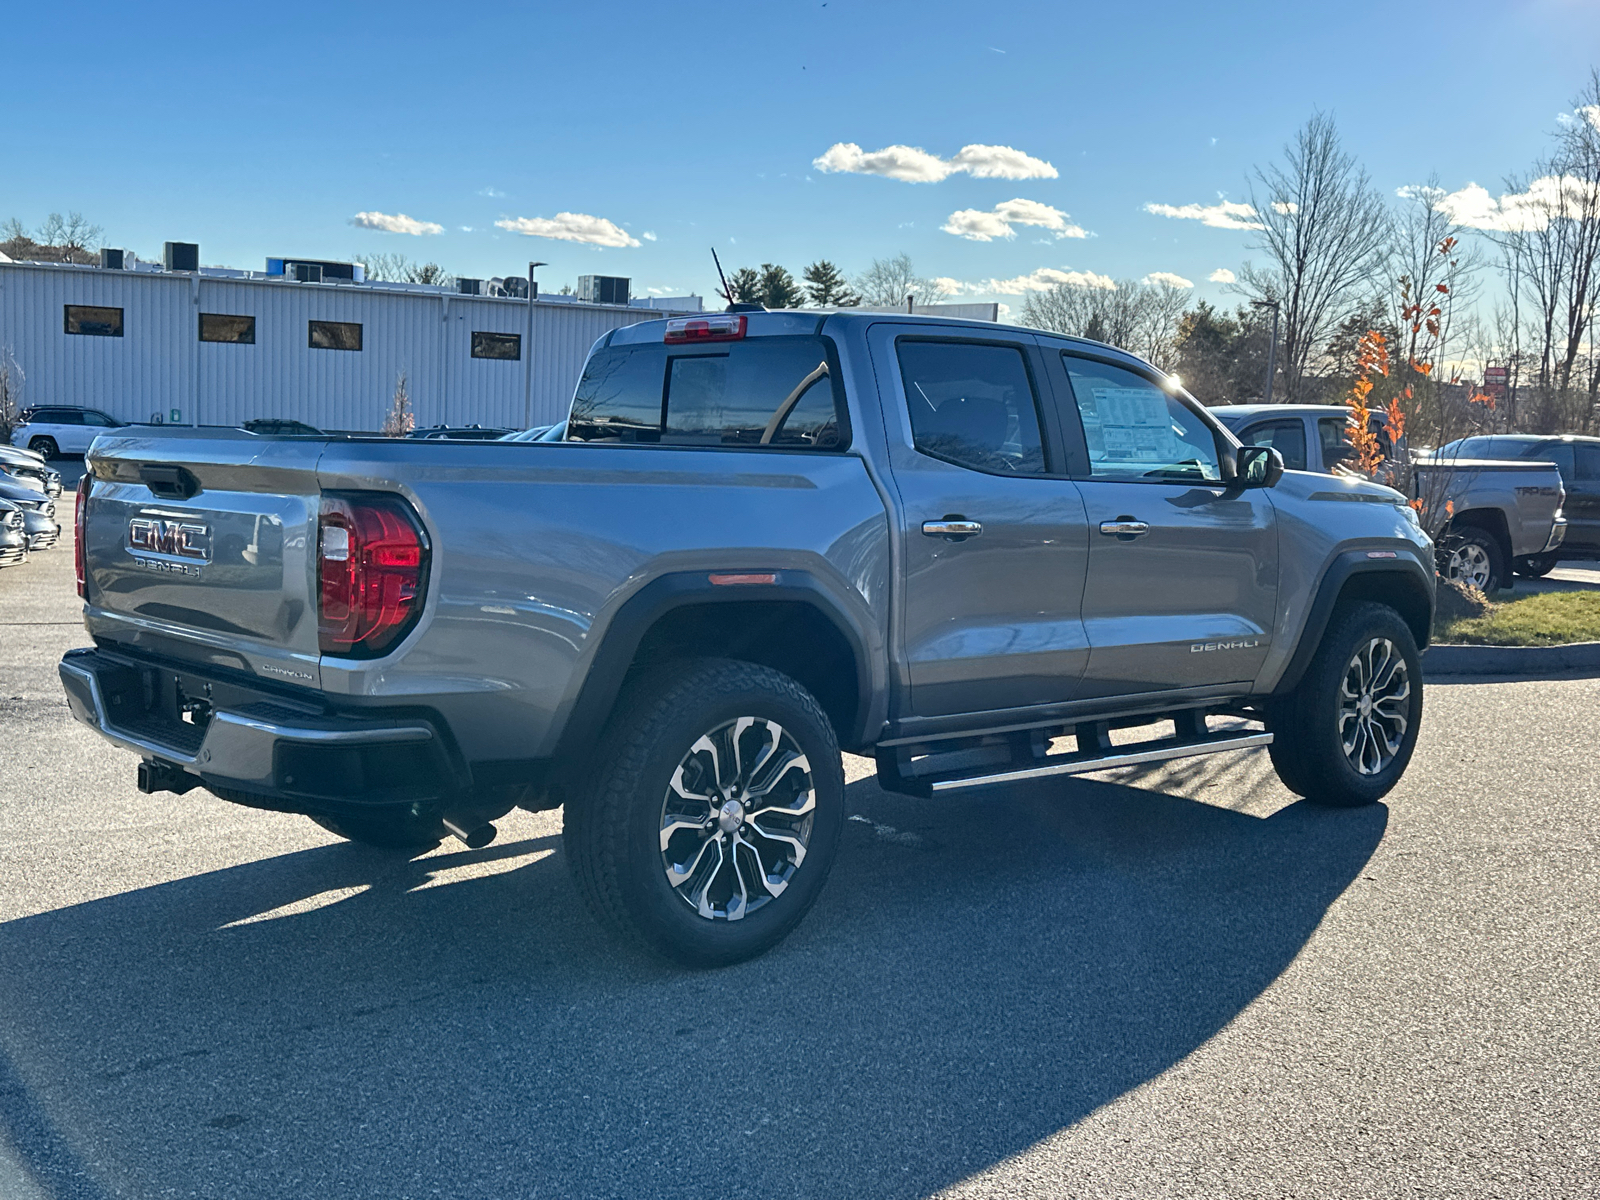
[1063,357,1221,482]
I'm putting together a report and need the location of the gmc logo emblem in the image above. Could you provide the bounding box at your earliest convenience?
[128,517,211,563]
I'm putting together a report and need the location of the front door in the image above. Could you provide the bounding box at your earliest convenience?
[1050,352,1279,699]
[868,326,1091,719]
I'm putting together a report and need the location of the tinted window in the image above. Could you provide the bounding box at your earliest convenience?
[1319,418,1353,468]
[1521,442,1575,477]
[1062,356,1220,482]
[1240,419,1308,471]
[83,411,119,427]
[65,306,123,337]
[568,335,845,451]
[41,410,84,425]
[199,313,256,344]
[309,320,362,351]
[471,332,521,360]
[898,341,1046,475]
[1576,444,1600,482]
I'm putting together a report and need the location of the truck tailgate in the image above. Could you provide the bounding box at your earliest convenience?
[82,432,325,683]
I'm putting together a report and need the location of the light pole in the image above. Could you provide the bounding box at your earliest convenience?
[523,262,548,430]
[1251,299,1280,404]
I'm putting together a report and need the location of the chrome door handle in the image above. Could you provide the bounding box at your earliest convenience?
[1099,519,1150,538]
[922,518,983,540]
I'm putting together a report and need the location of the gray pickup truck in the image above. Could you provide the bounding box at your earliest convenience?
[62,311,1436,965]
[1215,403,1567,593]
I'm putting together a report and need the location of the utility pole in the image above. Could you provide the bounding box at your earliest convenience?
[1252,299,1281,403]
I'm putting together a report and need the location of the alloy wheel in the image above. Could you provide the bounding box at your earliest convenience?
[1445,542,1492,590]
[658,716,815,921]
[1338,637,1411,776]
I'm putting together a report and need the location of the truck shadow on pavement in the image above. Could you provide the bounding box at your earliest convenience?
[0,771,1386,1200]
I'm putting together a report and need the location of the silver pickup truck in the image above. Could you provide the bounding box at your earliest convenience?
[62,311,1436,965]
[1215,404,1567,593]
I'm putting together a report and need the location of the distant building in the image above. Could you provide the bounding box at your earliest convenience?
[0,253,701,432]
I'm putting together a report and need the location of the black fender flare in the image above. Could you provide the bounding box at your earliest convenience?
[1271,550,1436,696]
[549,569,880,765]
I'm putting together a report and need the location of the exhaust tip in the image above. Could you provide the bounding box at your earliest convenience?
[443,817,497,850]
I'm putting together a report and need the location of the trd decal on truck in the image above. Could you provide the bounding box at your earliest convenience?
[127,517,211,573]
[1190,639,1265,653]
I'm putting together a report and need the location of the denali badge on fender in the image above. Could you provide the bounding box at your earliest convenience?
[127,517,212,563]
[1190,638,1265,653]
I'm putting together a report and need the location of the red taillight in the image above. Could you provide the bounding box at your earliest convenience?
[74,470,91,598]
[664,314,746,343]
[317,493,429,657]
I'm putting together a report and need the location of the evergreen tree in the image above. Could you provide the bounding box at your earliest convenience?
[803,260,859,307]
[756,263,805,309]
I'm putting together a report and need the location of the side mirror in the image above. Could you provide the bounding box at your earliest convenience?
[1234,444,1284,488]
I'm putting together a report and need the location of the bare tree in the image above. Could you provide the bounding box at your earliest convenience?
[357,251,455,288]
[1236,113,1391,401]
[37,212,103,255]
[0,348,24,444]
[854,253,951,307]
[382,371,415,437]
[1018,279,1189,370]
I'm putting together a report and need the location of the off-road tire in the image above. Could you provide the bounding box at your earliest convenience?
[1441,527,1505,594]
[28,437,58,460]
[1268,602,1423,807]
[563,657,845,968]
[310,809,445,849]
[1513,553,1558,579]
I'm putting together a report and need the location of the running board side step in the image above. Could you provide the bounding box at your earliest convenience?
[877,730,1273,797]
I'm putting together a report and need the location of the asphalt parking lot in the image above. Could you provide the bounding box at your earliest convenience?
[1,491,1596,1199]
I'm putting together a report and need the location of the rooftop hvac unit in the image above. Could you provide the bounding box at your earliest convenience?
[267,258,359,282]
[289,262,323,283]
[164,242,200,271]
[498,276,529,299]
[457,278,482,296]
[100,248,125,270]
[577,275,630,306]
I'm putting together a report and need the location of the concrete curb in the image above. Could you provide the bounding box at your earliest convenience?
[1423,640,1600,679]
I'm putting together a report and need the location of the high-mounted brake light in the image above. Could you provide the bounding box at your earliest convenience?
[664,315,747,344]
[74,470,91,598]
[318,493,429,657]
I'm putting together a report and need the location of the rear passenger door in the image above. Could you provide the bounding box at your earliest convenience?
[868,325,1091,719]
[1049,351,1278,699]
[1569,443,1600,552]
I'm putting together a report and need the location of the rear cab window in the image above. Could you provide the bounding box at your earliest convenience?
[567,333,847,450]
[896,340,1047,475]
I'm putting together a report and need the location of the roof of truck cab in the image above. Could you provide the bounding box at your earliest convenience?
[605,308,1138,361]
[1212,404,1361,422]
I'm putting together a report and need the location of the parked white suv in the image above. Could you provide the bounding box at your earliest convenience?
[9,407,124,458]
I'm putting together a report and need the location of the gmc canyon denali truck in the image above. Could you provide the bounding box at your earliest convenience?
[61,311,1436,966]
[1215,404,1567,594]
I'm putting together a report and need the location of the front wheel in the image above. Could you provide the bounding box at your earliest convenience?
[564,658,844,967]
[1268,602,1423,807]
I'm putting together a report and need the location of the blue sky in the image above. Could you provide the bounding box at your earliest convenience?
[5,0,1599,310]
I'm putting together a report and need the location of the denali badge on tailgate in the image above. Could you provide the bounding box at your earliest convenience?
[127,516,212,574]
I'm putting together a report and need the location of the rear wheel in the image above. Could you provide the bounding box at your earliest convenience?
[1440,527,1504,593]
[310,809,445,849]
[564,658,844,967]
[28,437,58,459]
[1513,554,1558,579]
[1268,602,1423,807]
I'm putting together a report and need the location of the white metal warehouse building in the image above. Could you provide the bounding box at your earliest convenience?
[0,259,696,432]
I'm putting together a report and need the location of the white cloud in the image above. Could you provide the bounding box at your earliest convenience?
[642,231,657,241]
[350,211,444,236]
[1208,267,1236,283]
[478,186,505,198]
[1270,200,1298,215]
[931,276,965,295]
[959,267,1117,296]
[1584,105,1600,132]
[1431,176,1600,233]
[941,198,1088,242]
[1143,200,1263,231]
[812,141,1057,183]
[494,212,641,248]
[459,225,474,233]
[1142,271,1194,288]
